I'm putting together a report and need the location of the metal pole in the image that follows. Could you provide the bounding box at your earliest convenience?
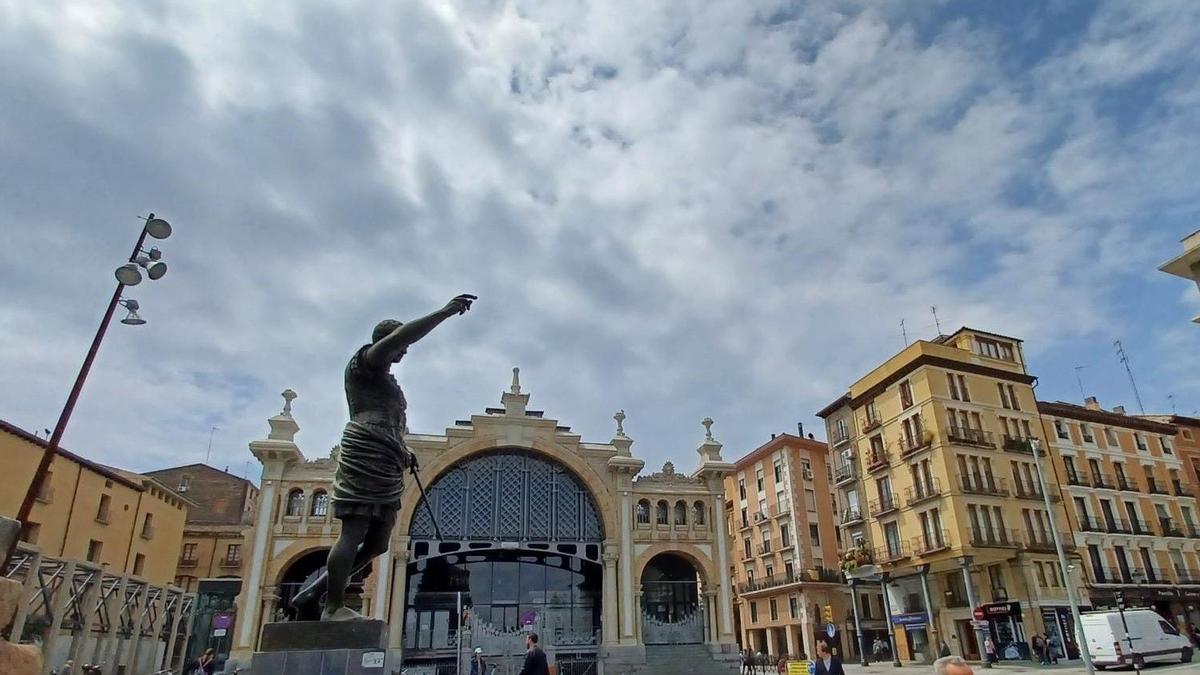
[848,579,868,666]
[919,568,939,651]
[1030,439,1094,675]
[6,220,154,570]
[959,559,990,668]
[456,591,463,675]
[1117,598,1140,672]
[879,576,902,667]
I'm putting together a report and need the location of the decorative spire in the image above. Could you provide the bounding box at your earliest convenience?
[510,367,521,394]
[614,409,626,437]
[281,389,297,416]
[702,417,714,441]
[501,367,530,416]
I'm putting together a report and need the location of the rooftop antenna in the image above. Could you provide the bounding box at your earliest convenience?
[930,306,943,335]
[205,425,219,465]
[1113,339,1145,414]
[901,319,909,347]
[1073,366,1088,403]
[1168,394,1177,415]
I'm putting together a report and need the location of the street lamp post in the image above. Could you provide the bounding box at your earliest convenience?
[847,578,869,666]
[1030,438,1094,675]
[4,215,173,568]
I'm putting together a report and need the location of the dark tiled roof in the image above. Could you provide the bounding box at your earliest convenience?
[0,419,144,491]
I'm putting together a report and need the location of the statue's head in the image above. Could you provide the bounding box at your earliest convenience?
[372,320,406,361]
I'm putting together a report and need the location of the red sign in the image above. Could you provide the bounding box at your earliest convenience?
[973,607,985,621]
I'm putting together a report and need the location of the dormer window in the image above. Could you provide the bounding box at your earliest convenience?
[177,475,191,493]
[976,337,1015,361]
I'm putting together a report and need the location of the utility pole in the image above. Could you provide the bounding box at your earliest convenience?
[1113,340,1145,414]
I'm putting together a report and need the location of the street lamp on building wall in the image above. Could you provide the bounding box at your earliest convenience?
[4,214,174,568]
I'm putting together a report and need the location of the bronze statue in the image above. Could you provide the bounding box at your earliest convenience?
[292,294,476,620]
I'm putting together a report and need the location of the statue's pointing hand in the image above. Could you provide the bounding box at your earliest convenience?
[444,294,477,316]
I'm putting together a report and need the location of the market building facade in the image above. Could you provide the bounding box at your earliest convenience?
[228,373,741,673]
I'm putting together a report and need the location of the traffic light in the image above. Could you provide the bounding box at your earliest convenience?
[823,604,833,623]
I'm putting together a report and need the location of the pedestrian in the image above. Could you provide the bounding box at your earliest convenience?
[1189,624,1200,648]
[777,654,788,674]
[518,633,549,675]
[1031,634,1044,665]
[743,649,754,675]
[983,636,996,664]
[938,640,952,658]
[53,660,74,675]
[814,641,845,675]
[1047,634,1060,664]
[469,647,488,675]
[934,655,975,675]
[873,637,886,661]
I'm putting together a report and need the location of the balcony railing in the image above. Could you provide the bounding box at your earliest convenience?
[1116,477,1137,491]
[178,558,198,568]
[1142,567,1168,584]
[1078,515,1105,533]
[832,430,851,447]
[913,530,951,556]
[737,567,844,594]
[1160,517,1184,537]
[1174,480,1194,497]
[1147,479,1168,495]
[1013,482,1055,501]
[1104,517,1132,534]
[946,426,995,448]
[869,495,899,517]
[757,542,773,556]
[969,528,1020,548]
[867,448,891,472]
[1023,533,1058,553]
[1176,569,1200,585]
[1090,473,1115,490]
[1002,435,1035,454]
[834,463,857,486]
[875,542,911,563]
[960,476,1008,497]
[1066,473,1088,487]
[862,416,882,433]
[905,478,943,506]
[841,507,864,525]
[1092,566,1136,584]
[899,433,933,457]
[753,511,769,524]
[1187,524,1200,539]
[1130,519,1154,535]
[220,557,241,569]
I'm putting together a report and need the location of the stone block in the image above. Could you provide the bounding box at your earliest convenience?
[259,620,389,652]
[0,517,19,556]
[0,577,22,626]
[250,648,390,675]
[0,640,43,675]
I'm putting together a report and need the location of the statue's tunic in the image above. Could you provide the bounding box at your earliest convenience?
[332,345,411,519]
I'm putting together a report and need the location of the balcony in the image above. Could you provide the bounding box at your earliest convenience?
[1130,519,1154,535]
[769,503,791,519]
[913,530,951,556]
[1176,569,1200,585]
[1116,477,1137,491]
[1092,566,1135,584]
[753,511,769,524]
[220,557,241,569]
[757,542,774,557]
[832,430,851,447]
[737,567,844,594]
[869,495,899,517]
[1066,473,1089,487]
[1160,517,1184,537]
[1078,515,1105,533]
[1142,567,1169,584]
[1023,533,1059,554]
[1090,473,1115,490]
[834,462,857,487]
[899,433,933,458]
[875,542,911,564]
[866,448,891,473]
[946,426,995,448]
[969,528,1020,548]
[1013,482,1057,502]
[1104,517,1132,534]
[1002,435,1035,455]
[1174,480,1194,497]
[1187,524,1200,539]
[1147,479,1168,495]
[905,478,943,506]
[178,558,198,568]
[862,416,882,433]
[960,476,1008,497]
[841,507,865,526]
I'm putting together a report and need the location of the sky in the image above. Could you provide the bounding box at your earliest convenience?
[1,0,1198,483]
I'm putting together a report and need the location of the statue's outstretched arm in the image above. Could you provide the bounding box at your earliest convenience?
[364,294,475,366]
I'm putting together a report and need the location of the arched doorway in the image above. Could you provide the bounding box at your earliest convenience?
[404,450,605,669]
[641,553,704,645]
[277,548,368,620]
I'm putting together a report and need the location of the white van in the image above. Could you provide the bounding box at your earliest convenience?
[1080,609,1194,668]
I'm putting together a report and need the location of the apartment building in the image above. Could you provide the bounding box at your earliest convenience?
[1040,400,1200,626]
[143,463,258,592]
[1,419,190,585]
[723,433,848,659]
[818,328,1077,665]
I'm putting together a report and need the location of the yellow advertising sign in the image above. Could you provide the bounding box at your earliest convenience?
[787,660,812,675]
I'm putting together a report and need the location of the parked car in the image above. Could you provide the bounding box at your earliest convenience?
[1080,609,1193,668]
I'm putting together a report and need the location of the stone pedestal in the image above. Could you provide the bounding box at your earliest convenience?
[252,620,391,675]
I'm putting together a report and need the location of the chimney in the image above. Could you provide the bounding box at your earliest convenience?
[797,422,804,437]
[771,433,776,440]
[1113,405,1126,415]
[808,433,815,440]
[1084,396,1101,411]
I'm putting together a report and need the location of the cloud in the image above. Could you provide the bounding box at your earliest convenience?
[1,0,1198,480]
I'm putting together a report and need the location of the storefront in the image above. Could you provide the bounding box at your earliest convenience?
[1090,587,1200,630]
[1038,606,1081,660]
[892,612,931,662]
[978,602,1028,661]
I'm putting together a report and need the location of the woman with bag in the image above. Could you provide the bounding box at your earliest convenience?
[195,648,217,675]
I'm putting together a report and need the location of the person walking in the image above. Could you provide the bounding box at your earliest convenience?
[873,637,886,661]
[742,649,753,675]
[983,636,996,664]
[469,647,488,675]
[1047,634,1061,665]
[1031,634,1045,665]
[518,633,549,675]
[813,641,845,675]
[938,640,952,658]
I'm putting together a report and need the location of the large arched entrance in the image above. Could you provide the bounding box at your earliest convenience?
[277,548,368,620]
[641,553,704,645]
[404,450,605,670]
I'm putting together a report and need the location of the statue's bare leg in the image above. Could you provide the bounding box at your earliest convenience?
[320,512,396,621]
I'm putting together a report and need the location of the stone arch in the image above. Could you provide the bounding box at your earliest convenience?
[633,542,719,589]
[395,436,618,542]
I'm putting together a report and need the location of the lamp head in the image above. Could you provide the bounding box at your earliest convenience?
[144,217,172,239]
[115,262,143,286]
[137,256,168,280]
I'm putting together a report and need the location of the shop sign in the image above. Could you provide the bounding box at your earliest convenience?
[979,602,1022,620]
[891,612,928,627]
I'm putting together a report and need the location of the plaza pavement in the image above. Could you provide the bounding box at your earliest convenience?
[837,661,1200,675]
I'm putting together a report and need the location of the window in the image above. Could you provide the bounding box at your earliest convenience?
[1163,437,1174,455]
[141,513,154,538]
[656,501,669,525]
[749,601,759,623]
[1035,562,1048,587]
[988,565,1005,600]
[1104,428,1119,446]
[884,522,902,557]
[636,500,650,525]
[133,553,145,576]
[285,489,305,517]
[756,469,764,492]
[37,471,53,502]
[976,337,1014,361]
[1135,433,1148,452]
[790,596,799,619]
[834,418,850,443]
[1114,462,1128,488]
[784,560,794,580]
[739,479,746,500]
[19,521,40,545]
[740,507,748,528]
[182,543,197,562]
[1081,424,1095,443]
[995,383,1020,411]
[1063,456,1078,482]
[805,488,817,512]
[674,500,688,526]
[1184,429,1194,441]
[899,380,914,408]
[1054,420,1069,440]
[810,523,821,546]
[860,593,873,619]
[693,501,706,525]
[177,475,191,493]
[769,598,779,621]
[87,540,103,563]
[302,490,326,517]
[226,543,242,563]
[865,400,880,425]
[743,539,752,559]
[780,523,791,547]
[947,373,970,402]
[773,461,783,483]
[96,494,111,523]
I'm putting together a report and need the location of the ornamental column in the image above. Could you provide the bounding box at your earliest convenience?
[388,543,412,651]
[607,423,644,648]
[692,418,736,644]
[603,544,621,645]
